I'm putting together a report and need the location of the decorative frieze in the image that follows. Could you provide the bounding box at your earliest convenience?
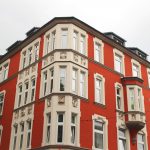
[60,52,67,59]
[58,95,65,104]
[72,97,78,107]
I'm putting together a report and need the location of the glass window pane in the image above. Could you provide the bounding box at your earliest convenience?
[95,132,103,149]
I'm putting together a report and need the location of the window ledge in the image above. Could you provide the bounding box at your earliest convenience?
[94,102,106,108]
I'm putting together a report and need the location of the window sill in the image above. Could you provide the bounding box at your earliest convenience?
[94,102,106,108]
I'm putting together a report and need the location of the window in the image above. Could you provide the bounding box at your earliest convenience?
[28,47,32,65]
[22,51,27,69]
[133,64,139,77]
[95,43,101,62]
[129,88,135,110]
[18,84,23,107]
[137,88,142,111]
[0,125,3,144]
[50,69,54,93]
[43,71,48,96]
[24,81,29,104]
[20,123,24,150]
[94,74,105,105]
[118,129,126,150]
[31,78,36,101]
[73,31,78,50]
[147,69,150,88]
[61,29,68,49]
[71,114,76,144]
[131,59,141,78]
[45,113,51,144]
[95,78,102,104]
[92,115,108,150]
[115,85,123,110]
[12,125,18,150]
[127,86,143,112]
[57,113,64,143]
[114,49,125,74]
[26,121,32,148]
[72,69,77,93]
[94,120,104,149]
[34,43,39,61]
[80,35,85,54]
[0,60,10,82]
[45,34,50,54]
[60,67,66,91]
[0,93,4,116]
[137,133,145,150]
[51,31,56,50]
[80,72,85,97]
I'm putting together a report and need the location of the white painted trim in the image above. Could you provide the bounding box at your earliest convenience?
[147,68,150,88]
[92,114,108,150]
[113,48,125,75]
[131,58,142,78]
[93,37,104,64]
[94,73,105,105]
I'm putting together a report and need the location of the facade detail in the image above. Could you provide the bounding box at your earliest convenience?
[0,17,150,150]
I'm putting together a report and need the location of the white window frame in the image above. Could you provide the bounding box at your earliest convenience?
[92,114,108,150]
[73,31,78,51]
[71,113,77,144]
[0,91,5,116]
[131,59,141,78]
[80,71,85,97]
[147,68,150,88]
[49,69,54,93]
[24,80,29,105]
[137,133,145,150]
[19,122,24,150]
[72,68,77,93]
[0,59,10,82]
[51,30,56,51]
[26,120,32,149]
[17,83,23,107]
[31,77,36,102]
[59,67,66,92]
[94,73,105,105]
[113,48,125,75]
[80,34,86,55]
[0,125,3,144]
[34,42,39,61]
[94,38,104,64]
[12,124,18,150]
[57,112,64,144]
[115,83,124,111]
[118,129,126,150]
[43,71,48,96]
[61,28,68,49]
[127,85,144,112]
[45,113,51,144]
[45,34,50,55]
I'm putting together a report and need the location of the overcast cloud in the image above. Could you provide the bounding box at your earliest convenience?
[0,0,150,60]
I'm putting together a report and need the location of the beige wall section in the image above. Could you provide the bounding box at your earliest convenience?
[42,95,80,147]
[9,103,34,150]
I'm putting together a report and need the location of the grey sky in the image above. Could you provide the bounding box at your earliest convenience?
[0,0,150,60]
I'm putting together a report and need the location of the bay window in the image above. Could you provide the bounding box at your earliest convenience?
[51,31,56,50]
[34,43,39,61]
[26,121,32,148]
[137,133,145,150]
[20,123,24,150]
[73,31,78,50]
[71,114,76,144]
[31,78,36,101]
[12,125,18,150]
[80,35,85,54]
[24,81,29,104]
[61,29,68,49]
[131,59,141,78]
[116,85,123,110]
[50,69,54,93]
[72,69,77,93]
[43,71,48,96]
[60,67,66,91]
[45,113,51,144]
[57,113,64,143]
[45,34,50,54]
[118,129,126,150]
[80,72,85,97]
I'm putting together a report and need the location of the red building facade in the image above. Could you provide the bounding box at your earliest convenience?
[0,17,150,150]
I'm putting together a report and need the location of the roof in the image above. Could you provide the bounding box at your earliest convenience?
[0,16,149,67]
